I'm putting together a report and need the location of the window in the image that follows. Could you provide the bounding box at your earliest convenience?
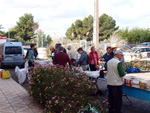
[5,46,22,54]
[141,48,150,52]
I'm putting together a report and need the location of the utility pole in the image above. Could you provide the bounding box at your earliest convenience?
[93,0,99,50]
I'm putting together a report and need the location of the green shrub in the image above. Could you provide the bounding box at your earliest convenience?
[28,65,108,113]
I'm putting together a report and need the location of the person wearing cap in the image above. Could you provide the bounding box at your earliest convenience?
[67,45,78,60]
[111,44,125,70]
[107,50,126,113]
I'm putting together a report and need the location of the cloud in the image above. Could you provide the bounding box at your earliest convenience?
[0,0,150,37]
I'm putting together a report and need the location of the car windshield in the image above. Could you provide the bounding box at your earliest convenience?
[5,46,22,54]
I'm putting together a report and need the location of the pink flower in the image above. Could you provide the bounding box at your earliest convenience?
[49,100,51,104]
[68,104,71,107]
[52,96,56,99]
[55,100,58,104]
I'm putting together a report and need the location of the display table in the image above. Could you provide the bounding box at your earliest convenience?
[123,86,150,103]
[85,71,150,102]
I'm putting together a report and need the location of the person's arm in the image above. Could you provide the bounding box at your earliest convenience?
[77,54,84,65]
[117,62,126,77]
[53,55,56,64]
[67,55,71,66]
[96,52,99,65]
[100,54,106,61]
[68,51,71,59]
[34,48,38,58]
[25,49,29,59]
[28,50,34,62]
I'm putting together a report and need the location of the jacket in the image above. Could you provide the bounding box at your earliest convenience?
[53,52,71,67]
[78,51,88,66]
[89,51,99,65]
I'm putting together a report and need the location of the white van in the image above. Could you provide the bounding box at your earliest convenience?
[0,42,25,68]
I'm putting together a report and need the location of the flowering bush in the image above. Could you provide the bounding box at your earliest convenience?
[28,64,108,113]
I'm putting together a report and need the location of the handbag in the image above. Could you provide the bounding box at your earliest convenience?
[92,53,99,69]
[1,71,10,79]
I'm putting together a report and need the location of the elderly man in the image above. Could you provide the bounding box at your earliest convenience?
[53,46,71,67]
[67,45,77,60]
[107,50,126,113]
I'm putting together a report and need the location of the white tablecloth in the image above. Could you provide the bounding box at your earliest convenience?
[84,71,100,79]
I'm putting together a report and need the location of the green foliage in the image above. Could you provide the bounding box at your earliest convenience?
[118,28,150,44]
[38,30,52,46]
[28,65,108,113]
[99,14,119,41]
[15,13,38,41]
[4,28,17,39]
[66,14,118,41]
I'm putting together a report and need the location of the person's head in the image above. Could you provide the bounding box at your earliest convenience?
[67,45,71,50]
[58,46,64,52]
[91,46,95,52]
[107,47,112,55]
[111,43,117,52]
[71,58,76,64]
[56,43,61,48]
[114,50,124,61]
[30,44,35,50]
[50,47,55,51]
[77,47,83,54]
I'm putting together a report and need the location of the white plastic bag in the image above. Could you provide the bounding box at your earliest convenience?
[15,66,28,84]
[24,61,28,69]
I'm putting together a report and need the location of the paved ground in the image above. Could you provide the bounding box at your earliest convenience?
[6,67,150,113]
[0,75,43,113]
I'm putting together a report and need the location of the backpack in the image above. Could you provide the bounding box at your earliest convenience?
[86,55,90,64]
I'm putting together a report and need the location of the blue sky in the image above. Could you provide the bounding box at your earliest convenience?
[0,0,150,38]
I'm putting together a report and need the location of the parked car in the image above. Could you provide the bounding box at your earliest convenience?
[0,42,25,68]
[138,42,150,47]
[124,47,150,59]
[121,44,136,52]
[23,45,30,56]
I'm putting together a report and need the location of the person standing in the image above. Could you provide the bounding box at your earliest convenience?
[107,50,126,113]
[100,47,114,70]
[53,46,71,67]
[50,47,55,60]
[67,45,78,60]
[89,46,99,71]
[28,44,35,67]
[25,46,38,60]
[111,44,125,70]
[77,47,89,71]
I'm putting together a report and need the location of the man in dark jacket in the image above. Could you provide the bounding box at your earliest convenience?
[77,47,89,71]
[53,46,71,67]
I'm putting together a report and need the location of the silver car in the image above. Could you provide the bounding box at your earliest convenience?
[0,42,25,68]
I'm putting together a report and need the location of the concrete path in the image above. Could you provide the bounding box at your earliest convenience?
[0,78,43,113]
